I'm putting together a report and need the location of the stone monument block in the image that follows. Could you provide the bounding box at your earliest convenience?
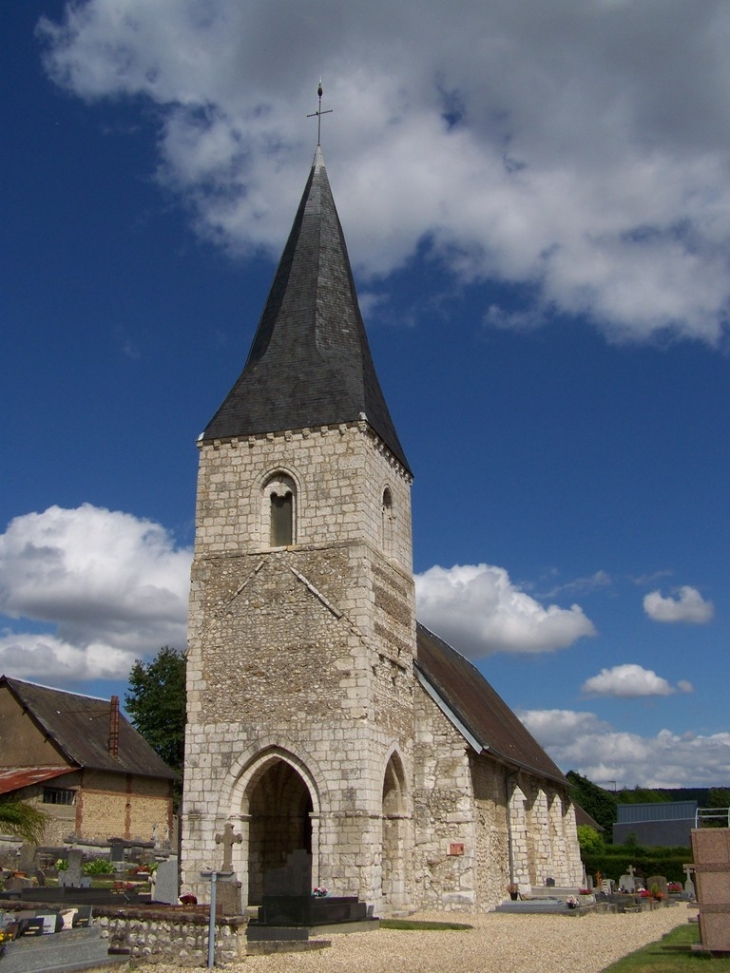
[58,849,91,888]
[151,855,179,905]
[263,850,312,897]
[216,878,243,916]
[691,829,730,952]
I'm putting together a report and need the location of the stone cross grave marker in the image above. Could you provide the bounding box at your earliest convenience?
[619,864,637,893]
[214,823,243,916]
[683,863,695,899]
[215,822,242,872]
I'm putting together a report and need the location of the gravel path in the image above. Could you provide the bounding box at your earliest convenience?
[155,905,695,973]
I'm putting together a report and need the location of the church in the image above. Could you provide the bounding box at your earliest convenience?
[180,140,582,914]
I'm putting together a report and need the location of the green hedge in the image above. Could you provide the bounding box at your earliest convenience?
[582,844,691,884]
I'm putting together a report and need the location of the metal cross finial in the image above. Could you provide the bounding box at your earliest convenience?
[307,78,333,146]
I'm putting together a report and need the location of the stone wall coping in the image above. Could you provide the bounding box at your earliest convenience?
[98,905,248,927]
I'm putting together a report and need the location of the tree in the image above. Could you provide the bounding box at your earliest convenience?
[0,799,47,844]
[125,646,187,776]
[615,786,669,804]
[577,825,605,855]
[567,770,617,838]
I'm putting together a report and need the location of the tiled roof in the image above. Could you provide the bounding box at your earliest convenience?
[1,677,176,781]
[0,766,71,797]
[415,623,567,786]
[203,147,410,473]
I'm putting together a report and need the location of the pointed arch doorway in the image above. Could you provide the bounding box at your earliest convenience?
[381,751,407,911]
[244,757,314,905]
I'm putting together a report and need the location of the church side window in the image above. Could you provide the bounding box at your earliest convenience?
[381,487,394,555]
[264,473,296,547]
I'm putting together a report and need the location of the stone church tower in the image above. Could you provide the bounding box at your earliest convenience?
[181,146,416,912]
[181,143,583,914]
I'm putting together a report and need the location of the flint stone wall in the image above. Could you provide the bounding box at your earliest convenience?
[413,688,582,911]
[98,909,246,966]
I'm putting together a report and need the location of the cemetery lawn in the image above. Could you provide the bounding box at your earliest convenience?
[602,923,730,973]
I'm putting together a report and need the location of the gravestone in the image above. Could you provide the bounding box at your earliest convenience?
[151,855,179,905]
[263,850,312,897]
[255,850,369,929]
[4,875,34,893]
[214,823,242,915]
[34,868,47,887]
[619,865,637,893]
[683,863,695,899]
[58,849,91,889]
[646,875,668,898]
[17,843,36,874]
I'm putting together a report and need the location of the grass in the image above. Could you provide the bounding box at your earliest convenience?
[379,918,473,931]
[602,923,730,973]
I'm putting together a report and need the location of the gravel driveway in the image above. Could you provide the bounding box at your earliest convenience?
[156,904,695,973]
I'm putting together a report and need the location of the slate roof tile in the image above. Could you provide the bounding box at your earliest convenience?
[0,676,176,781]
[203,148,410,473]
[415,623,567,785]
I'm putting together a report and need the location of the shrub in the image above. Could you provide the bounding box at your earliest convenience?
[82,858,114,875]
[581,842,690,884]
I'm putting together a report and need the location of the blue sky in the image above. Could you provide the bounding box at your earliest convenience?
[2,1,729,788]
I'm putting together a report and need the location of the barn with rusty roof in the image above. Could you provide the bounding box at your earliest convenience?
[0,676,176,846]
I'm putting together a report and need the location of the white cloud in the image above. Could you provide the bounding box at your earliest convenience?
[37,1,730,345]
[415,563,596,658]
[644,586,714,624]
[0,505,191,682]
[581,663,692,698]
[520,708,730,788]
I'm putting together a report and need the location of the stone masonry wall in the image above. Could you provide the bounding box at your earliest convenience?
[470,754,511,909]
[99,909,246,966]
[182,422,416,913]
[413,690,582,909]
[412,689,477,911]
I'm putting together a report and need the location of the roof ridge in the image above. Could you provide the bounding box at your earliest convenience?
[3,675,109,702]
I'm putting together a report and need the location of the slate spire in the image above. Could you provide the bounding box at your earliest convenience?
[203,148,410,473]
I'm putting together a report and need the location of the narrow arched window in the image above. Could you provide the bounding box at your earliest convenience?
[264,473,296,547]
[381,487,393,554]
[271,491,292,546]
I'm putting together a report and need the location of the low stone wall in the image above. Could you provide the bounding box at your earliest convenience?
[96,906,248,966]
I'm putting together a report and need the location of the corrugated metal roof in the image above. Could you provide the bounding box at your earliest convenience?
[203,148,410,474]
[415,623,567,786]
[0,766,71,796]
[616,801,697,823]
[1,677,176,781]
